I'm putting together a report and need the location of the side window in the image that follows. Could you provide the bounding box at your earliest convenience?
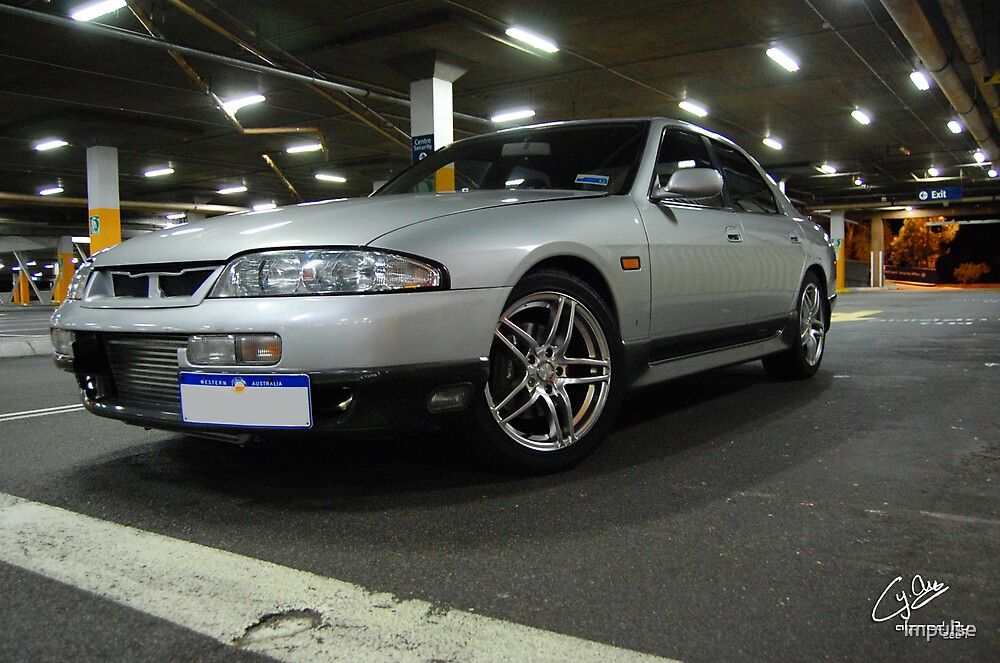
[653,130,723,208]
[710,141,780,214]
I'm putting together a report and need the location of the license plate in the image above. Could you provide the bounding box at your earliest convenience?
[179,373,312,428]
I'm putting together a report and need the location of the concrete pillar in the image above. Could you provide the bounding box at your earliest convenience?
[870,217,885,288]
[407,53,466,193]
[52,236,75,304]
[86,146,122,253]
[870,217,885,255]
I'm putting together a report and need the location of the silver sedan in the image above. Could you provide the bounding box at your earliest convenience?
[52,118,835,472]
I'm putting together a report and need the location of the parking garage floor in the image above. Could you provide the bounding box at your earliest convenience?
[1,288,997,662]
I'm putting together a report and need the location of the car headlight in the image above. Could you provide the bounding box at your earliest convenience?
[65,262,93,301]
[210,249,444,297]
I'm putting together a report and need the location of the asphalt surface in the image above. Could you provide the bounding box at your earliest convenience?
[0,305,54,357]
[0,288,997,662]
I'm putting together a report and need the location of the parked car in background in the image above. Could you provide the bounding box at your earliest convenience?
[52,118,835,471]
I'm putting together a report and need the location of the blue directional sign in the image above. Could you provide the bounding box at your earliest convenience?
[917,186,963,202]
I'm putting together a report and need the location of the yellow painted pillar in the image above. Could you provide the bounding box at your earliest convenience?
[17,271,30,305]
[52,236,75,304]
[87,146,122,253]
[830,210,847,292]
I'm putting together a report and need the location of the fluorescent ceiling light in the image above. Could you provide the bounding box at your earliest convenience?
[910,71,931,91]
[217,185,248,194]
[491,109,536,123]
[505,27,559,53]
[765,47,799,72]
[70,0,126,22]
[762,137,783,150]
[38,186,64,196]
[71,236,91,244]
[947,120,963,134]
[989,169,999,178]
[678,100,708,117]
[854,177,865,186]
[927,166,940,177]
[315,173,347,183]
[286,143,322,154]
[165,213,187,220]
[253,202,277,212]
[221,94,265,115]
[34,139,69,151]
[974,151,986,163]
[851,109,872,125]
[818,164,838,175]
[26,261,36,266]
[144,167,174,177]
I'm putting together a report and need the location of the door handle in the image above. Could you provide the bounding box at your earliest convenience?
[726,226,743,243]
[790,234,802,244]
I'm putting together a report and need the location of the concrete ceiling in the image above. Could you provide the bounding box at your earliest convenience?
[0,0,998,262]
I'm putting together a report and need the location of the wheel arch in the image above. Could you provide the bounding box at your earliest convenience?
[522,256,620,325]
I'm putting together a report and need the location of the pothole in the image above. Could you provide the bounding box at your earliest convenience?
[234,608,323,647]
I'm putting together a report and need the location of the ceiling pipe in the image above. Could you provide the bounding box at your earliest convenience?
[0,192,245,215]
[880,0,999,162]
[0,4,490,131]
[937,0,1000,134]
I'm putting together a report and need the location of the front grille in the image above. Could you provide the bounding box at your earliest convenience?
[112,273,149,297]
[103,333,187,409]
[86,263,221,306]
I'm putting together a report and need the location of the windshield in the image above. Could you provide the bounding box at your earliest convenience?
[377,122,649,196]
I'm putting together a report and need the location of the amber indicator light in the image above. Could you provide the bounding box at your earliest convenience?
[620,256,641,271]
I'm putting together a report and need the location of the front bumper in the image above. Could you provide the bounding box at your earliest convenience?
[66,353,488,437]
[52,288,508,437]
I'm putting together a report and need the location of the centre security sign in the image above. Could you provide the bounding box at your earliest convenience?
[412,134,434,164]
[917,186,963,203]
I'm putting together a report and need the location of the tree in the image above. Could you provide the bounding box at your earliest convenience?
[887,217,958,268]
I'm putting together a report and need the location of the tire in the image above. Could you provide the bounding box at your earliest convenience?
[762,272,828,380]
[474,270,624,472]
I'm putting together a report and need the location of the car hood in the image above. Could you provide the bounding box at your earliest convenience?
[91,190,605,267]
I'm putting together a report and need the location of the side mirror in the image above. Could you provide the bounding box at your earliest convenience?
[650,168,723,202]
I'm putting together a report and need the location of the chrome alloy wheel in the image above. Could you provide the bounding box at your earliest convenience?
[799,281,826,367]
[486,291,612,452]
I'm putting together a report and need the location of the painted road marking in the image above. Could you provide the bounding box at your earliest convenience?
[831,310,882,322]
[0,404,85,423]
[0,493,680,663]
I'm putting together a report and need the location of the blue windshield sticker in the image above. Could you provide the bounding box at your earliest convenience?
[575,174,610,186]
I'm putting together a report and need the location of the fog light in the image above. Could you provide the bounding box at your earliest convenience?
[428,383,474,413]
[187,334,281,366]
[51,328,75,356]
[188,335,237,365]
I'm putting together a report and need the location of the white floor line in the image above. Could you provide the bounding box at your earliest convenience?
[0,404,85,423]
[0,493,681,663]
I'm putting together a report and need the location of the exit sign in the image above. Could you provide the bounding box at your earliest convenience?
[917,186,963,202]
